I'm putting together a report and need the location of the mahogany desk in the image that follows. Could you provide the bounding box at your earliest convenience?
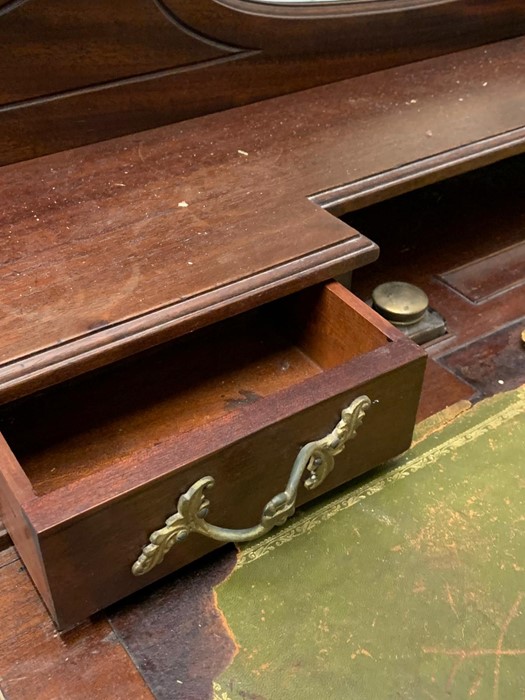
[0,15,524,699]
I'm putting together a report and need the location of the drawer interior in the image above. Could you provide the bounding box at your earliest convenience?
[0,283,390,496]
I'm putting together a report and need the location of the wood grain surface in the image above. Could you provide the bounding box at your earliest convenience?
[1,37,525,405]
[1,0,524,164]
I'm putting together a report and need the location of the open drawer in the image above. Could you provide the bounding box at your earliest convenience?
[0,281,425,628]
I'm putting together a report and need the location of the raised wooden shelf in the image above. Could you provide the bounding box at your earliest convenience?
[1,37,524,404]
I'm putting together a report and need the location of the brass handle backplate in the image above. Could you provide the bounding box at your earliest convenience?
[132,395,371,576]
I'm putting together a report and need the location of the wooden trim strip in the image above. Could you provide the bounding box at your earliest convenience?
[311,126,525,215]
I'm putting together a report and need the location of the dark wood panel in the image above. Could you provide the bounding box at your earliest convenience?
[169,0,525,52]
[441,319,525,397]
[1,0,524,164]
[0,0,228,104]
[438,240,525,303]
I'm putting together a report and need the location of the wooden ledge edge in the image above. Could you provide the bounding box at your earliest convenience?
[0,228,378,405]
[311,125,525,216]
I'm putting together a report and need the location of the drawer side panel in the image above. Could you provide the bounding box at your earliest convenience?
[0,436,55,617]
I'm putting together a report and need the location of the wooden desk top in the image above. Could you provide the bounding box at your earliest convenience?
[1,36,524,403]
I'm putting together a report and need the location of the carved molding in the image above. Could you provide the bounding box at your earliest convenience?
[164,0,491,52]
[0,0,31,17]
[0,0,245,105]
[153,0,252,52]
[218,0,455,18]
[1,0,524,165]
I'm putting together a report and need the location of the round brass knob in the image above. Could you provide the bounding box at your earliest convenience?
[372,281,429,325]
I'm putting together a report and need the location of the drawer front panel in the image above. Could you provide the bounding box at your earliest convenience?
[36,357,424,628]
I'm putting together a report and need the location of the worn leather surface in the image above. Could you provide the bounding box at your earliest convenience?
[213,386,525,699]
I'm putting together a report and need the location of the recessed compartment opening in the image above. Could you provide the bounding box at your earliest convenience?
[344,154,525,340]
[0,282,389,496]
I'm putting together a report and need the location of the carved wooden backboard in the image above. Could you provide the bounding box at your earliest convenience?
[1,0,524,164]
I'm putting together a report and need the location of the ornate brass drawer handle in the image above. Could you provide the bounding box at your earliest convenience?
[132,395,371,576]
